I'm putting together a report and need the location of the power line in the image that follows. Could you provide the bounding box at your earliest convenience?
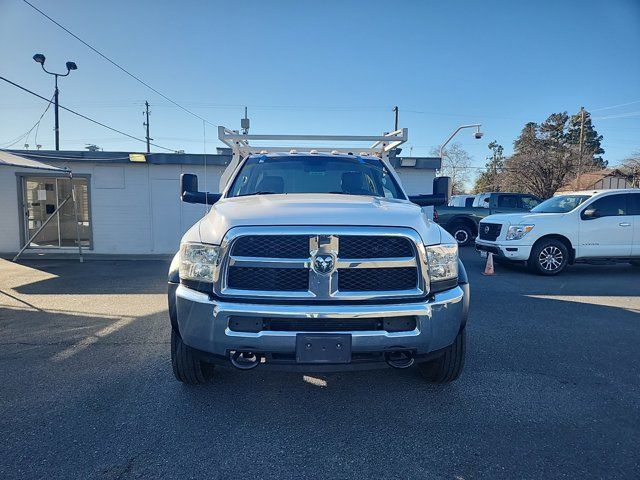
[0,93,54,148]
[590,100,640,112]
[22,0,216,127]
[0,76,177,152]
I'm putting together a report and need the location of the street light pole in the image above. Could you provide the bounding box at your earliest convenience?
[54,74,60,150]
[439,124,483,159]
[32,54,77,151]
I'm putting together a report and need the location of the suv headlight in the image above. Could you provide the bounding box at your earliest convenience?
[179,242,220,282]
[506,225,534,241]
[426,243,458,282]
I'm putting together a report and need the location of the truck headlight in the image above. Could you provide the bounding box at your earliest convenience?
[426,243,458,282]
[179,243,220,282]
[506,225,534,241]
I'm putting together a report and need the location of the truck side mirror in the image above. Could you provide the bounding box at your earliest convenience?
[408,176,452,207]
[180,173,222,205]
[581,207,599,220]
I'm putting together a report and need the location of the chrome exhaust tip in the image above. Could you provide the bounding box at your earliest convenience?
[385,350,415,369]
[230,351,262,370]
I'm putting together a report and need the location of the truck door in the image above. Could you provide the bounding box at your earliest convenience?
[578,193,633,258]
[630,193,640,257]
[491,194,521,214]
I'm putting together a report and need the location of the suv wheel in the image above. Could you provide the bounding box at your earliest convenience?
[528,239,568,275]
[451,223,474,247]
[171,329,214,385]
[418,328,465,383]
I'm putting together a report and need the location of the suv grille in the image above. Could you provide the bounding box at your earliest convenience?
[478,222,502,241]
[221,230,425,299]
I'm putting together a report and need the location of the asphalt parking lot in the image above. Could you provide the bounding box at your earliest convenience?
[1,250,639,479]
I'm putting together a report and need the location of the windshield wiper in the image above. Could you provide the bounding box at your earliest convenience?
[236,191,279,197]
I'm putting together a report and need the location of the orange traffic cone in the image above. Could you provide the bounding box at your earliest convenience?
[482,252,495,276]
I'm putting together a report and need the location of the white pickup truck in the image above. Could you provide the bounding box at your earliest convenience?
[167,127,469,384]
[475,189,640,275]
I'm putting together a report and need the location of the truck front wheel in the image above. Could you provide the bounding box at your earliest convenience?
[528,239,569,275]
[417,328,466,383]
[171,329,214,385]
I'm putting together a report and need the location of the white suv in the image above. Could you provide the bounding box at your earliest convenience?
[475,189,640,275]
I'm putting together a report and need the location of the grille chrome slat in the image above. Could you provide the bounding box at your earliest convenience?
[229,256,310,269]
[335,257,417,269]
[215,227,429,301]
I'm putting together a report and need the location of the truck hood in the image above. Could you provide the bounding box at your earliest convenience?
[191,193,445,245]
[482,212,562,225]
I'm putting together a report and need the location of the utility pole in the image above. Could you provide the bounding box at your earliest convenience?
[577,106,585,189]
[143,101,152,153]
[492,150,498,192]
[393,106,399,131]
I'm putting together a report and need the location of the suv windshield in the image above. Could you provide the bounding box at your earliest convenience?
[227,155,405,199]
[531,195,591,213]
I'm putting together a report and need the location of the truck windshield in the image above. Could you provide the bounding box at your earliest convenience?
[227,155,405,199]
[531,195,591,213]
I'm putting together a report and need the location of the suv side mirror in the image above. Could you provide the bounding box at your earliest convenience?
[581,207,599,220]
[180,173,222,205]
[409,176,452,207]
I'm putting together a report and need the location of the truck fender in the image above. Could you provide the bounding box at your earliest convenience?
[457,258,469,329]
[168,252,180,334]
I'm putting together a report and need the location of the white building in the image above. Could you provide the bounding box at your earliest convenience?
[0,149,440,257]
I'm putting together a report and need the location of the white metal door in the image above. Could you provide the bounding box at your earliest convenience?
[151,178,181,253]
[578,193,633,258]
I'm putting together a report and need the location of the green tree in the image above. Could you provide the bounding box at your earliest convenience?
[473,141,505,193]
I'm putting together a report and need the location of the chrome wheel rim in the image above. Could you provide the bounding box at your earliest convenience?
[454,229,469,245]
[538,246,563,271]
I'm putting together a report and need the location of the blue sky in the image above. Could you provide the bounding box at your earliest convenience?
[1,0,639,182]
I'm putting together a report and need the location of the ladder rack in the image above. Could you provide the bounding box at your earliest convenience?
[217,125,408,191]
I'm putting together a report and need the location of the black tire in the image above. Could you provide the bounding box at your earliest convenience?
[418,328,466,383]
[528,238,569,276]
[171,329,214,385]
[450,223,474,247]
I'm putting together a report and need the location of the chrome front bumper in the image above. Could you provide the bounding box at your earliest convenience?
[175,284,467,363]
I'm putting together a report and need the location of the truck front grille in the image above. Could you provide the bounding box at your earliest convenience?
[478,222,502,241]
[219,228,427,300]
[227,266,309,291]
[231,235,309,258]
[338,267,417,291]
[338,236,414,258]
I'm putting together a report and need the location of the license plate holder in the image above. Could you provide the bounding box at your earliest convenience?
[296,334,352,364]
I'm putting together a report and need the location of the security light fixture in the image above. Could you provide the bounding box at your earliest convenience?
[440,124,484,159]
[32,52,78,150]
